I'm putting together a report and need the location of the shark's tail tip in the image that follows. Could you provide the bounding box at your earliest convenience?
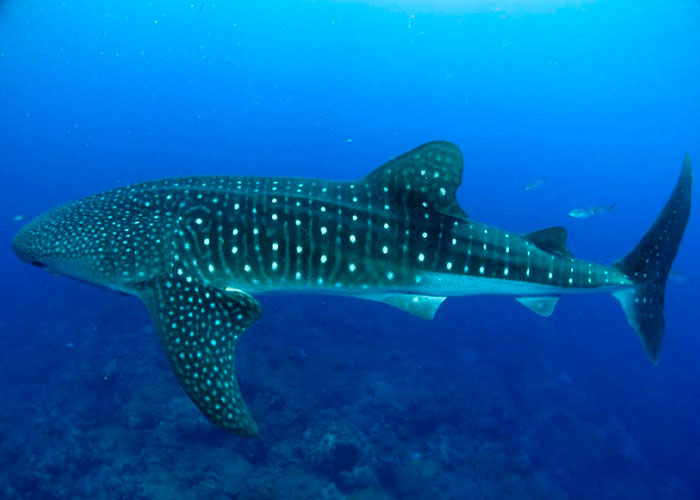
[613,155,692,362]
[683,152,692,176]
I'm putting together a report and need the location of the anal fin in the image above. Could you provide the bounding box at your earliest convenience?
[138,275,262,437]
[516,296,559,317]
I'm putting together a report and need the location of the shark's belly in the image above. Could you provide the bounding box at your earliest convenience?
[218,270,628,299]
[416,271,629,297]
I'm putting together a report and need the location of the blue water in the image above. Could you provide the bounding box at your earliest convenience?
[1,1,699,498]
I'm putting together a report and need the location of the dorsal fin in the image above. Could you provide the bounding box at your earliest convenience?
[526,226,573,257]
[364,141,467,219]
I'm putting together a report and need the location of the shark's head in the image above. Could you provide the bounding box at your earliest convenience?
[14,189,171,292]
[12,203,113,284]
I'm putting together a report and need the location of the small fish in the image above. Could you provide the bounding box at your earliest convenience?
[524,178,545,191]
[568,203,616,219]
[12,214,25,222]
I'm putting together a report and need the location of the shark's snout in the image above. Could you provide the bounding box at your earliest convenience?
[12,224,35,265]
[12,201,135,287]
[12,209,63,268]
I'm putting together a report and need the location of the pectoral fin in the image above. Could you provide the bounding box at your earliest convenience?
[138,275,262,436]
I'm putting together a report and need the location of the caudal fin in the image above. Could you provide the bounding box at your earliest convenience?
[612,155,692,362]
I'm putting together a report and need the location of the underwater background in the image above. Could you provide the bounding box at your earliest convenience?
[1,1,699,498]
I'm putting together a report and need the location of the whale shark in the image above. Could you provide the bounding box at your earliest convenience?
[12,142,692,436]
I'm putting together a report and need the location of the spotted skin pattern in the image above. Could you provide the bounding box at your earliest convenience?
[12,142,692,435]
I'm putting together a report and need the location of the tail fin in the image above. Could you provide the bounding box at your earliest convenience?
[612,155,692,362]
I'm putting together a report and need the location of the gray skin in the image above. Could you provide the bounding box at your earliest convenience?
[12,142,692,436]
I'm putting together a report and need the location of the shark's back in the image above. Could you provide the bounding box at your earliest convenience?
[87,141,469,295]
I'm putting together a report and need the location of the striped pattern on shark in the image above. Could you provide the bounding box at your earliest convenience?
[12,142,692,436]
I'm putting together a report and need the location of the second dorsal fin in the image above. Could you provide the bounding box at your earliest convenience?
[526,226,573,257]
[364,141,468,219]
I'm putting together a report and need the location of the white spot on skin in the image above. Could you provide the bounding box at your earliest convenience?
[349,234,356,243]
[418,253,425,262]
[195,218,203,225]
[479,266,485,274]
[382,246,389,254]
[446,262,453,270]
[348,263,356,272]
[321,255,328,264]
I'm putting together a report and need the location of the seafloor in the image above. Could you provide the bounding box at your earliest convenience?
[0,278,696,500]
